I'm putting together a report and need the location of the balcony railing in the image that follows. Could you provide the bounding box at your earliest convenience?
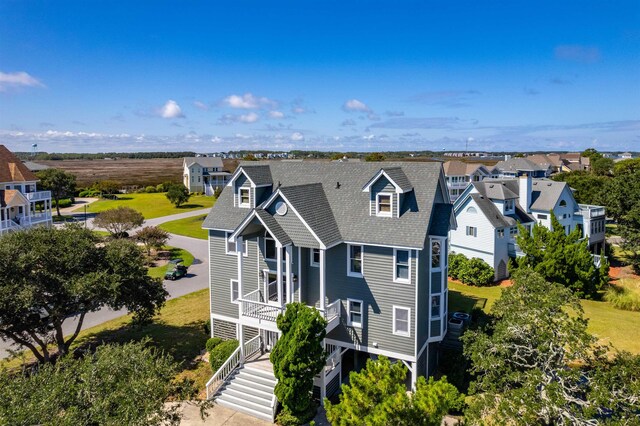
[576,204,606,219]
[25,191,51,202]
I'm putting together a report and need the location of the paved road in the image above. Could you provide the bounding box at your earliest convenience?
[0,208,211,359]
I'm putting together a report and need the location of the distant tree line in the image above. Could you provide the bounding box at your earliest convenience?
[15,151,196,160]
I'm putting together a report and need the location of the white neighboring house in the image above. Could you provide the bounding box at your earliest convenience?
[183,157,231,195]
[450,175,606,281]
[442,160,492,202]
[0,145,53,234]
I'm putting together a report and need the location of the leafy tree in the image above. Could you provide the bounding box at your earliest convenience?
[458,257,494,286]
[95,179,121,196]
[516,212,608,298]
[551,171,607,205]
[135,226,169,256]
[270,303,327,423]
[36,168,77,216]
[364,152,385,162]
[243,153,259,161]
[613,158,640,176]
[0,341,186,425]
[166,183,190,207]
[93,206,144,237]
[462,269,640,424]
[0,225,167,362]
[581,147,600,159]
[591,156,614,176]
[325,356,463,426]
[447,252,467,280]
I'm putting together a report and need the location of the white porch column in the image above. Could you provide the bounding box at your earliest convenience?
[276,242,283,306]
[285,245,293,304]
[319,248,326,311]
[410,361,418,389]
[320,339,327,403]
[238,324,245,362]
[237,236,244,298]
[298,247,303,303]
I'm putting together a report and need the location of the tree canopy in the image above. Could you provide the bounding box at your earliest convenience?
[93,206,144,237]
[135,226,170,256]
[515,212,608,298]
[0,225,166,362]
[166,183,190,207]
[270,303,327,423]
[325,356,463,426]
[364,152,385,162]
[462,269,640,424]
[0,340,186,425]
[36,168,77,216]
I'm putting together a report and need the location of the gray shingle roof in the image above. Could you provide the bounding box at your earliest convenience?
[473,180,518,200]
[494,158,547,173]
[382,167,413,192]
[530,180,568,211]
[429,203,453,236]
[241,165,273,186]
[184,156,223,168]
[254,209,292,246]
[203,161,446,248]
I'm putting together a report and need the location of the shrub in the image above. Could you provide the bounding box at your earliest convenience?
[210,339,238,373]
[52,198,73,208]
[203,320,211,336]
[205,337,223,353]
[79,189,100,197]
[459,257,494,286]
[155,184,165,193]
[604,284,640,311]
[145,186,157,193]
[448,252,467,280]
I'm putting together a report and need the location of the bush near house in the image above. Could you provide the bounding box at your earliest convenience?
[448,253,495,286]
[205,337,223,353]
[209,339,238,373]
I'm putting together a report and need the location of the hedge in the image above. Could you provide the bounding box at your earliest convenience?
[205,337,223,353]
[210,339,239,373]
[448,252,495,286]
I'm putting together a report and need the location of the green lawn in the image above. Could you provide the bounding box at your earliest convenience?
[147,247,195,280]
[159,214,208,240]
[77,193,214,219]
[448,281,640,354]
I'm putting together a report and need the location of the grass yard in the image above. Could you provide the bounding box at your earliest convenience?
[159,214,208,240]
[77,193,214,219]
[448,281,640,354]
[147,247,195,280]
[1,289,212,393]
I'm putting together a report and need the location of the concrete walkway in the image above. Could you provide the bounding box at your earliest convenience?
[0,207,212,358]
[175,403,271,426]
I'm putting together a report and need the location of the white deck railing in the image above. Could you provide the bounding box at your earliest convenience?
[205,345,241,400]
[324,299,341,322]
[244,334,262,360]
[25,191,51,202]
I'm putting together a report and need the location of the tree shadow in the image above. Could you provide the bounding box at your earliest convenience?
[448,290,487,315]
[177,204,205,209]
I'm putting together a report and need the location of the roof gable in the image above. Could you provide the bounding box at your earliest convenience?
[362,167,413,193]
[0,145,38,183]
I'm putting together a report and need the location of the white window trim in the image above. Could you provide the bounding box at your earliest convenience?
[347,244,364,278]
[230,279,239,304]
[310,248,320,267]
[375,192,393,217]
[392,305,411,337]
[430,238,444,272]
[239,187,251,207]
[393,248,411,283]
[431,295,441,319]
[347,298,363,328]
[466,226,477,237]
[263,235,276,261]
[225,232,248,257]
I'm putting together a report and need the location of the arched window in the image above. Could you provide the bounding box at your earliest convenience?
[466,206,477,214]
[559,200,567,207]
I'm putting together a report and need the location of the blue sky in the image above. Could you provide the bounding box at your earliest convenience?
[1,1,639,153]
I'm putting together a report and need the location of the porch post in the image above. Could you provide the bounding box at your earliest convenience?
[237,236,245,362]
[320,339,327,403]
[410,361,418,389]
[285,245,293,304]
[276,242,283,306]
[319,248,326,311]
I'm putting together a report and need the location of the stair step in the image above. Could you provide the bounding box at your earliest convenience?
[217,393,273,417]
[237,370,277,387]
[226,381,274,400]
[233,377,275,393]
[216,398,274,422]
[242,366,276,380]
[222,386,272,406]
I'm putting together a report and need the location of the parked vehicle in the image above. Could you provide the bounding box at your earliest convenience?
[164,258,188,280]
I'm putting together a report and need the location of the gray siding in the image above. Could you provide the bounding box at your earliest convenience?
[212,319,236,340]
[369,177,398,217]
[325,244,416,357]
[233,174,254,207]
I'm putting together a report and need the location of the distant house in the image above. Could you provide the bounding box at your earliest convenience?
[525,154,569,174]
[561,152,590,171]
[450,175,606,281]
[442,160,492,202]
[0,145,53,234]
[492,157,551,178]
[202,161,455,420]
[183,156,231,195]
[620,152,633,159]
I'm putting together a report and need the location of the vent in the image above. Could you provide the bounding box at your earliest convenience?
[336,182,341,189]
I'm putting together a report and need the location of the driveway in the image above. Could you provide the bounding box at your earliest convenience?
[0,208,211,359]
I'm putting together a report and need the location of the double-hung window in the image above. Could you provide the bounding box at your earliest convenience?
[431,240,441,268]
[497,229,505,238]
[431,295,441,318]
[264,234,276,261]
[310,248,320,267]
[347,299,363,328]
[393,306,410,336]
[376,193,392,217]
[230,280,239,303]
[466,226,477,237]
[347,244,363,277]
[239,188,250,207]
[225,232,247,256]
[394,249,410,282]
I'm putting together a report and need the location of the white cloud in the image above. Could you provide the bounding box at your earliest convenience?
[0,71,45,91]
[193,101,209,111]
[362,134,375,140]
[223,93,277,109]
[291,132,305,141]
[343,99,371,112]
[269,110,285,119]
[240,112,259,123]
[158,100,184,119]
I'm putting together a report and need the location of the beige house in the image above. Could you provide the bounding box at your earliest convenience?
[0,145,52,234]
[183,156,231,195]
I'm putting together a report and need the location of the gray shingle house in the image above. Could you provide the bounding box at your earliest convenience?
[202,161,455,421]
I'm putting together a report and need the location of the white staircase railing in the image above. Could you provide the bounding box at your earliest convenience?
[205,335,264,400]
[324,299,341,322]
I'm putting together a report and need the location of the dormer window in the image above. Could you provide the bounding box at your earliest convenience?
[376,193,392,217]
[505,199,515,211]
[239,188,250,207]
